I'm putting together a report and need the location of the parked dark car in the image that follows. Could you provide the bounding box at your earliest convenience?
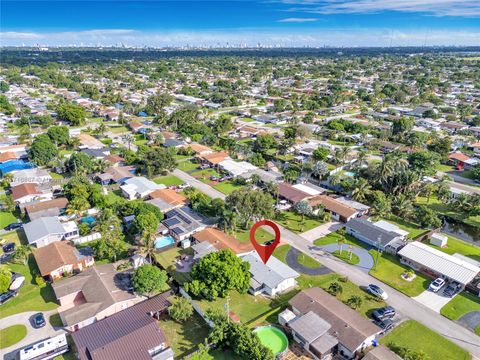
[210,176,218,181]
[32,313,46,328]
[444,282,462,297]
[374,318,395,333]
[372,306,396,321]
[4,222,23,231]
[219,176,232,182]
[2,242,15,253]
[0,290,17,305]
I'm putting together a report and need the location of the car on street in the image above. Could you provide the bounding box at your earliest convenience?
[2,242,15,253]
[372,306,396,321]
[374,318,395,333]
[210,176,218,181]
[429,278,446,292]
[444,282,462,297]
[4,222,23,231]
[32,313,46,328]
[0,290,17,305]
[366,284,388,300]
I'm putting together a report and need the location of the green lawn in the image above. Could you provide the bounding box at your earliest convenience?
[153,175,184,187]
[427,234,480,262]
[333,250,360,265]
[192,168,222,182]
[416,196,480,229]
[274,211,323,233]
[177,160,199,172]
[49,313,63,327]
[154,247,193,285]
[0,324,27,349]
[383,215,429,239]
[104,189,125,205]
[159,312,211,358]
[436,164,456,172]
[0,211,17,228]
[380,320,470,360]
[440,292,480,320]
[368,252,429,297]
[108,125,129,133]
[234,227,274,244]
[49,172,65,180]
[0,230,24,255]
[174,154,191,161]
[314,231,370,250]
[0,259,58,319]
[213,181,243,195]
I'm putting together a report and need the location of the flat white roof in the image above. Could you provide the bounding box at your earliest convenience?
[218,159,257,176]
[292,183,321,196]
[398,242,480,285]
[373,220,409,237]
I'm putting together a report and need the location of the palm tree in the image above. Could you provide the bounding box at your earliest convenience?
[250,174,262,188]
[350,178,371,202]
[337,236,346,254]
[355,149,368,169]
[392,194,414,219]
[122,134,134,151]
[141,229,156,263]
[95,123,107,138]
[294,200,312,231]
[334,147,350,165]
[312,161,329,184]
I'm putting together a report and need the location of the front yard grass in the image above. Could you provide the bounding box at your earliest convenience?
[314,231,370,250]
[368,252,429,297]
[177,160,199,172]
[332,250,360,265]
[213,181,243,195]
[380,320,470,360]
[428,234,480,262]
[153,175,184,187]
[440,292,480,320]
[0,211,17,229]
[0,259,58,319]
[192,168,222,182]
[274,211,323,233]
[0,324,27,349]
[159,312,211,359]
[234,227,274,244]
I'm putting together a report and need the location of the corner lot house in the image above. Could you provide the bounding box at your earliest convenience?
[23,216,79,248]
[242,252,299,296]
[72,292,174,360]
[53,264,139,331]
[11,183,52,204]
[398,241,480,288]
[33,241,94,281]
[24,197,69,220]
[121,176,165,200]
[345,218,407,252]
[284,287,381,359]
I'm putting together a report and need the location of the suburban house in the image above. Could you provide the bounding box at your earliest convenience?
[309,195,359,222]
[448,151,471,171]
[192,228,254,255]
[362,345,402,360]
[97,166,135,185]
[218,159,257,177]
[282,287,381,360]
[11,183,52,204]
[335,196,371,216]
[77,133,105,149]
[398,241,480,289]
[71,292,174,360]
[33,241,94,281]
[186,143,214,155]
[345,218,408,252]
[161,206,206,241]
[241,252,300,296]
[11,168,52,186]
[24,197,69,220]
[237,168,282,184]
[121,177,165,200]
[147,189,188,212]
[52,264,139,331]
[81,148,111,160]
[23,216,79,248]
[196,151,230,167]
[278,182,312,205]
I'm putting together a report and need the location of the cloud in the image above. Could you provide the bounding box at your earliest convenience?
[282,0,480,17]
[1,28,480,47]
[277,17,318,22]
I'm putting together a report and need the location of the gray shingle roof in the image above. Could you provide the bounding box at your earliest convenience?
[289,311,331,343]
[242,252,299,289]
[346,218,398,246]
[23,216,65,244]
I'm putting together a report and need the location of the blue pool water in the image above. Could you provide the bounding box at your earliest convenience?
[154,235,175,249]
[344,171,356,177]
[81,216,96,226]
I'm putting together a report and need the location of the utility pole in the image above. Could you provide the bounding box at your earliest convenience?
[374,235,382,270]
[225,295,230,323]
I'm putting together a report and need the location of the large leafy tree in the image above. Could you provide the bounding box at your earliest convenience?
[56,101,86,126]
[225,188,274,229]
[0,266,12,293]
[29,134,58,166]
[132,264,167,296]
[186,249,250,300]
[139,147,176,177]
[47,126,70,146]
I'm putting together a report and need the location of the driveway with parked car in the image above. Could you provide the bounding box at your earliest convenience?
[414,290,458,313]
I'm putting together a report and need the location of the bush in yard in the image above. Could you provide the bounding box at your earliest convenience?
[189,342,213,360]
[345,295,363,310]
[387,343,429,360]
[168,296,193,322]
[0,266,11,293]
[327,282,343,296]
[35,276,45,286]
[132,265,167,296]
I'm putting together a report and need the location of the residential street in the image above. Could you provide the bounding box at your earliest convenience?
[0,309,65,360]
[172,169,226,200]
[263,222,480,359]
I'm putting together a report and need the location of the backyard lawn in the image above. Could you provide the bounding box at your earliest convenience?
[383,215,429,239]
[49,172,65,179]
[274,211,323,233]
[0,324,27,349]
[213,181,243,195]
[0,230,24,255]
[428,234,480,262]
[153,175,184,187]
[416,196,480,229]
[234,227,274,244]
[177,160,199,172]
[154,247,193,285]
[0,259,59,319]
[368,252,429,297]
[159,312,211,358]
[440,292,480,320]
[380,320,470,360]
[107,125,129,133]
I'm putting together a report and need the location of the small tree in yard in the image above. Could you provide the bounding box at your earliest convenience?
[294,200,312,231]
[168,296,193,322]
[132,265,167,296]
[346,295,363,310]
[13,245,33,266]
[337,236,346,254]
[0,266,12,293]
[327,281,343,296]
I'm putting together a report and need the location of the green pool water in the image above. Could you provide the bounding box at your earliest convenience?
[253,326,288,356]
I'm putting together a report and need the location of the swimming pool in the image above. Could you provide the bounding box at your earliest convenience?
[253,326,288,358]
[81,216,96,226]
[344,171,356,177]
[154,235,175,249]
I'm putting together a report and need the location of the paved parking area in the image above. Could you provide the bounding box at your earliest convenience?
[413,290,455,313]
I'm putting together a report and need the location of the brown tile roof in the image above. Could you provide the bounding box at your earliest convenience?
[289,287,380,352]
[72,292,172,360]
[11,183,39,201]
[24,198,68,219]
[278,182,311,203]
[188,143,213,154]
[0,151,17,163]
[33,241,88,277]
[101,166,135,182]
[309,195,358,219]
[104,154,125,164]
[448,151,470,162]
[149,189,187,206]
[77,133,104,148]
[198,151,229,165]
[192,227,253,254]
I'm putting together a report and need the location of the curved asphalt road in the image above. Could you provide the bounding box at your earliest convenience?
[285,247,331,275]
[315,243,374,271]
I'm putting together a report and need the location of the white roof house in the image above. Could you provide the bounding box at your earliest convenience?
[11,168,52,186]
[24,216,79,248]
[120,177,165,200]
[218,159,257,177]
[398,242,480,285]
[373,220,409,238]
[292,183,322,196]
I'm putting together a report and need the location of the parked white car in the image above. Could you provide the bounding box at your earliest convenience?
[366,284,388,300]
[429,278,446,292]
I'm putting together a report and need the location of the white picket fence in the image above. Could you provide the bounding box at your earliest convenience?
[72,232,101,245]
[179,287,215,328]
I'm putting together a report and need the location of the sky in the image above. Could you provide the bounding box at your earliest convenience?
[1,0,480,47]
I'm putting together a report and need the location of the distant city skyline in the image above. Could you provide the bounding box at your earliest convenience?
[1,0,479,47]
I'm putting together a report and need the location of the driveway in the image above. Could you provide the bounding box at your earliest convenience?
[315,243,374,271]
[299,221,343,242]
[172,169,226,200]
[413,290,456,313]
[285,247,331,276]
[0,309,65,359]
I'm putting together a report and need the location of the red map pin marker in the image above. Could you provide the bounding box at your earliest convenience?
[250,220,281,264]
